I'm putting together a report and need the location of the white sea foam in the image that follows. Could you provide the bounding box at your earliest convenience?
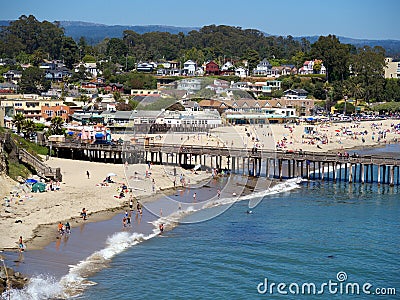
[2,275,65,300]
[203,177,303,209]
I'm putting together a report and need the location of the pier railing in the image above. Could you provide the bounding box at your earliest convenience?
[47,140,400,167]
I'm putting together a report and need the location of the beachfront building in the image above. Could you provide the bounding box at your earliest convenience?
[41,105,76,122]
[160,110,222,129]
[71,110,104,125]
[280,98,315,116]
[0,95,62,121]
[223,107,297,124]
[198,99,232,114]
[384,57,400,79]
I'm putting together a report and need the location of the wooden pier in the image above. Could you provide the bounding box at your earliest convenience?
[48,140,400,186]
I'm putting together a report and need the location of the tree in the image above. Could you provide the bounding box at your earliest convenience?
[311,35,350,82]
[350,46,386,103]
[22,119,36,137]
[49,116,64,135]
[106,38,128,63]
[244,49,260,73]
[60,36,79,69]
[383,79,400,102]
[20,66,50,94]
[0,15,64,59]
[335,102,355,114]
[12,113,25,134]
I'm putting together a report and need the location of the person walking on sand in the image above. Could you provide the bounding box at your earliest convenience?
[129,197,133,211]
[65,222,71,234]
[86,170,90,179]
[193,192,197,201]
[81,208,87,220]
[217,189,221,199]
[58,222,64,235]
[18,236,24,252]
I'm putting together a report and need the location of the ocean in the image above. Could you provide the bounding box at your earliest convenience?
[3,145,400,299]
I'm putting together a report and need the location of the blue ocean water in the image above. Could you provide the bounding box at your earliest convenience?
[79,181,400,299]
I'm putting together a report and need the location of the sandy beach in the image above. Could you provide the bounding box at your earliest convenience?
[0,158,210,251]
[1,119,399,252]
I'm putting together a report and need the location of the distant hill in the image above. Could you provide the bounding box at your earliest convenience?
[1,20,399,56]
[59,21,199,44]
[295,36,400,56]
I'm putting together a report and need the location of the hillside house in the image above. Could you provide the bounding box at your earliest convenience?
[205,61,220,75]
[298,60,326,75]
[253,58,272,76]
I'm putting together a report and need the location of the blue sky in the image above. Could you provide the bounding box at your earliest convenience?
[1,0,399,40]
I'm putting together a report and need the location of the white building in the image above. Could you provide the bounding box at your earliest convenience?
[74,62,100,78]
[176,78,202,92]
[384,57,400,79]
[253,58,272,76]
[160,110,221,129]
[298,60,326,75]
[235,67,248,78]
[221,61,235,71]
[183,60,197,76]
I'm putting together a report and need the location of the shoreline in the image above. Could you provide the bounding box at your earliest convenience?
[17,183,191,252]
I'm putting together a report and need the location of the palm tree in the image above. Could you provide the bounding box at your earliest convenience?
[22,119,36,138]
[50,116,64,135]
[352,83,365,101]
[12,113,25,134]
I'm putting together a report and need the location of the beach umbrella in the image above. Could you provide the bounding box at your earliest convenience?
[107,172,117,177]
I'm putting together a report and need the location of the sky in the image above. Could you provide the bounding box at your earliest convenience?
[1,0,399,40]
